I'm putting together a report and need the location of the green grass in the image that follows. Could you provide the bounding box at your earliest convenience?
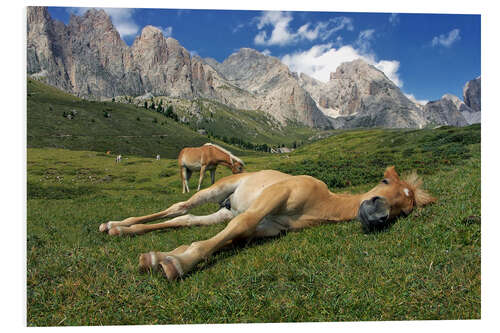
[276,125,480,188]
[27,124,480,325]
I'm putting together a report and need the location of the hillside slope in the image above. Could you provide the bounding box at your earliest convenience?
[27,78,254,158]
[28,78,322,156]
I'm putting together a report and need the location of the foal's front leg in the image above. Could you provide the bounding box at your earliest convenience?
[107,208,233,236]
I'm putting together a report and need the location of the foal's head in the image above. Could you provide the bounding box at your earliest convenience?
[358,166,436,232]
[231,161,245,174]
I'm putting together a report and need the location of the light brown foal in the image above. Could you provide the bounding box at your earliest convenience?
[99,166,435,281]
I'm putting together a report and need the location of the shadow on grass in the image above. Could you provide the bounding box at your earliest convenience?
[139,216,402,281]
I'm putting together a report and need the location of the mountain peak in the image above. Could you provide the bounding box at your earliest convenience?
[142,25,163,35]
[226,48,276,63]
[27,6,51,24]
[442,93,461,102]
[330,58,384,82]
[77,8,112,25]
[463,76,481,112]
[83,8,107,18]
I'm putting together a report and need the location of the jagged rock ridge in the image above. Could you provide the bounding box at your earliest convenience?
[463,76,481,112]
[27,7,330,128]
[299,59,427,128]
[27,6,480,129]
[209,48,331,128]
[422,94,470,127]
[419,76,481,127]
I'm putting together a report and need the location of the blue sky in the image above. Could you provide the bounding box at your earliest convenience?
[46,6,480,104]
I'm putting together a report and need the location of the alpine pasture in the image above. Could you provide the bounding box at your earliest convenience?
[27,79,480,325]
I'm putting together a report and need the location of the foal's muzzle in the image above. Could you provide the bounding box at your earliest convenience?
[358,196,391,233]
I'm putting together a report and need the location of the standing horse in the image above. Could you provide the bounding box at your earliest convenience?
[178,143,245,193]
[99,166,436,281]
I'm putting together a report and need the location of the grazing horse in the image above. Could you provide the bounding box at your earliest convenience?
[178,143,245,193]
[99,166,435,281]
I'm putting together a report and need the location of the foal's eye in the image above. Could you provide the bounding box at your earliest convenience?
[381,179,389,185]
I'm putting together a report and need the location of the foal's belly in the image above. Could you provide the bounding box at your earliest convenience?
[228,170,295,237]
[229,170,291,214]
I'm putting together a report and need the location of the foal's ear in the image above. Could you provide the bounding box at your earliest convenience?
[384,166,400,180]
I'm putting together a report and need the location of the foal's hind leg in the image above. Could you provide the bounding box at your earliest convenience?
[100,173,244,234]
[139,245,189,272]
[108,207,233,236]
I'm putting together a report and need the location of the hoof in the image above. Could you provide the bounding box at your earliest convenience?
[99,222,111,233]
[160,256,183,281]
[108,226,122,236]
[139,252,159,271]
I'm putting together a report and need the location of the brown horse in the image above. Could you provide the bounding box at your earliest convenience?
[99,166,436,281]
[177,143,244,193]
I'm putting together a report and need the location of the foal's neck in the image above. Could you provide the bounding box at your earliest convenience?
[319,191,369,222]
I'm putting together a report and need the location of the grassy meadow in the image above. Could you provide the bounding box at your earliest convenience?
[27,124,481,325]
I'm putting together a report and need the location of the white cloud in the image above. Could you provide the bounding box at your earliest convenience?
[431,29,461,47]
[373,60,402,87]
[281,43,403,87]
[253,11,353,47]
[232,23,246,34]
[261,49,272,56]
[354,29,376,54]
[405,93,428,106]
[160,26,173,37]
[67,7,139,38]
[254,11,295,46]
[389,13,400,26]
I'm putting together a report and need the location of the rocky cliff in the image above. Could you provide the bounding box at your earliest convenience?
[422,94,471,127]
[461,76,481,124]
[26,7,330,128]
[299,59,426,128]
[463,76,481,112]
[421,78,481,127]
[209,48,331,128]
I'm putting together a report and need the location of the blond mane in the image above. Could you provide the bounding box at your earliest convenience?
[203,143,245,165]
[404,171,436,207]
